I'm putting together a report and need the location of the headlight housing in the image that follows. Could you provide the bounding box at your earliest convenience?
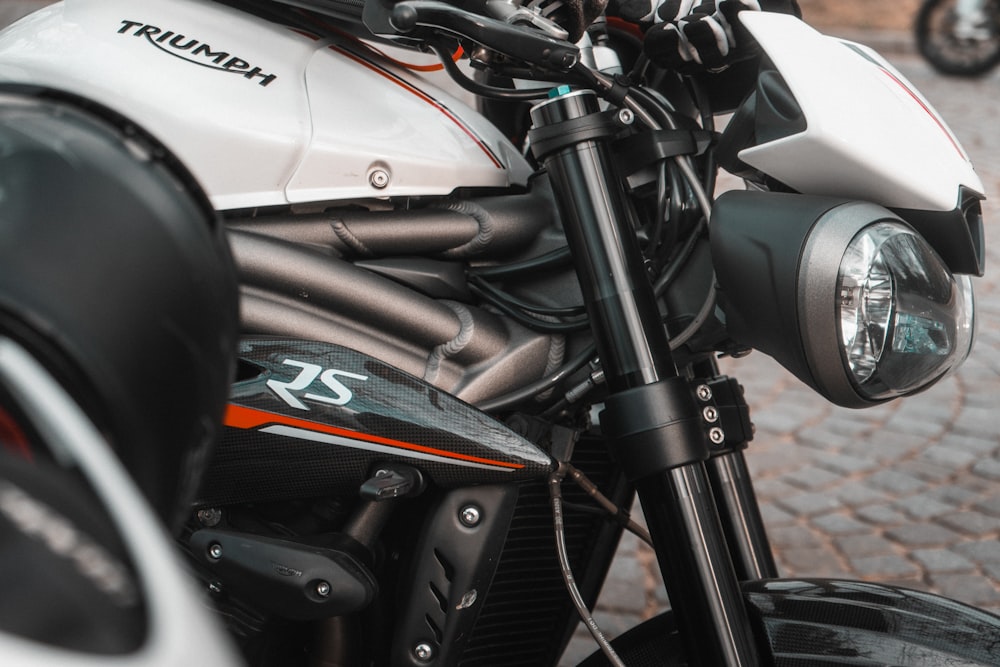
[711,192,975,408]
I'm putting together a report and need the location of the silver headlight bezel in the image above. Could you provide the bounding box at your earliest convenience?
[798,203,975,406]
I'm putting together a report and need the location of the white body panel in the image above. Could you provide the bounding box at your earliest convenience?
[0,0,531,210]
[739,12,983,211]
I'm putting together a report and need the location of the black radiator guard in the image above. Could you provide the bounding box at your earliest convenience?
[579,578,1000,665]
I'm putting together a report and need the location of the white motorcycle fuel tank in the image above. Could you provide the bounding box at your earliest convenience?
[0,0,533,211]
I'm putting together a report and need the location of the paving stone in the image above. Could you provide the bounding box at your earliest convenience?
[855,504,911,526]
[972,458,1000,482]
[784,465,842,491]
[892,494,956,520]
[937,511,1000,536]
[954,539,1000,566]
[841,432,926,463]
[885,523,963,547]
[817,415,876,439]
[951,406,1000,438]
[974,495,1000,517]
[867,469,929,496]
[945,433,999,456]
[848,554,921,580]
[752,477,804,502]
[898,459,963,484]
[813,452,880,475]
[750,409,814,436]
[831,480,891,508]
[882,412,951,439]
[778,547,847,578]
[759,502,797,527]
[910,548,976,574]
[920,444,978,471]
[810,513,870,536]
[923,483,981,507]
[928,573,1000,608]
[979,560,1000,582]
[769,524,825,550]
[835,534,898,557]
[596,555,646,613]
[776,491,843,518]
[797,425,871,451]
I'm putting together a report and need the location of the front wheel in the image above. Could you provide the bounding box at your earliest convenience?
[915,0,1000,76]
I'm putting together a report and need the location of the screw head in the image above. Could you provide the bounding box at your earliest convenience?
[414,642,434,662]
[696,384,713,402]
[208,543,223,560]
[702,406,719,423]
[460,505,481,527]
[369,168,390,189]
[709,427,725,445]
[208,581,223,595]
[617,108,634,125]
[316,581,331,597]
[196,508,222,527]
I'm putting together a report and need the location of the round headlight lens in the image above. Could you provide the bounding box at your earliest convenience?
[838,221,974,401]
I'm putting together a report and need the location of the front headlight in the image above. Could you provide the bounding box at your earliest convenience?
[711,192,976,408]
[836,222,974,401]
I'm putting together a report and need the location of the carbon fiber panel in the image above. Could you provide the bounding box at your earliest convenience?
[196,338,554,506]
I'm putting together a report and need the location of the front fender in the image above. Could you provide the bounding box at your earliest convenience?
[579,578,1000,665]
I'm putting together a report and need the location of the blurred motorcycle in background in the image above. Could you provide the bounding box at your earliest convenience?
[916,0,1000,75]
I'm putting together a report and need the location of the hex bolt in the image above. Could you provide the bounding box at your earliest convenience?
[702,406,719,423]
[696,384,713,402]
[316,581,331,597]
[208,543,223,560]
[414,642,434,662]
[369,169,390,189]
[460,505,482,527]
[709,427,726,445]
[196,507,222,527]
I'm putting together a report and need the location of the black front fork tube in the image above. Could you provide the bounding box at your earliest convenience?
[529,90,760,666]
[707,450,779,581]
[692,364,779,582]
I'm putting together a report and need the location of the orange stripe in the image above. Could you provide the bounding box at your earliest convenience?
[224,404,524,469]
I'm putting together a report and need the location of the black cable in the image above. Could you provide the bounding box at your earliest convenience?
[686,75,718,195]
[468,282,590,333]
[475,344,596,412]
[469,276,586,317]
[470,246,573,278]
[429,44,552,101]
[653,217,706,297]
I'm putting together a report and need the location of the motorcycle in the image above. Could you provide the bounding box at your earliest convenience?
[0,0,995,665]
[916,0,1000,76]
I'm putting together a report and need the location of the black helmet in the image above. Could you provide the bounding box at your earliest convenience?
[0,85,239,532]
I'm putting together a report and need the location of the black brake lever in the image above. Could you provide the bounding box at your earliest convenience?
[380,0,579,72]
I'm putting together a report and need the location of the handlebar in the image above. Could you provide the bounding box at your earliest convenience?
[383,0,580,71]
